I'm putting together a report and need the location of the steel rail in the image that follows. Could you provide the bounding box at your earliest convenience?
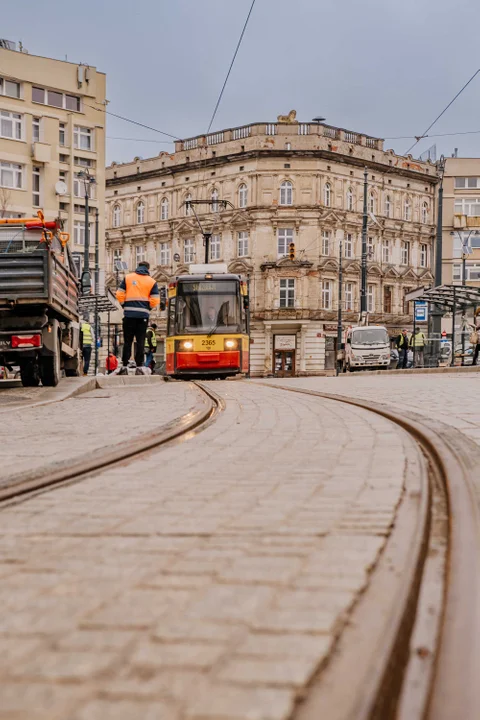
[0,381,223,507]
[255,381,480,720]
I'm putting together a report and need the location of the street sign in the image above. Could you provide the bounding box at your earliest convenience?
[415,301,428,323]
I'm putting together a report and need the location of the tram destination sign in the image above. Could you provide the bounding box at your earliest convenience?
[181,281,237,294]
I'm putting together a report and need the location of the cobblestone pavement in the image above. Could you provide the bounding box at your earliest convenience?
[0,382,199,487]
[0,380,420,719]
[257,373,480,447]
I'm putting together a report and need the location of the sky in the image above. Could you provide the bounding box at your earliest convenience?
[3,0,480,165]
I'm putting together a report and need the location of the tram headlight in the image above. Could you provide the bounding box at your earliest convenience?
[224,339,238,350]
[176,340,194,351]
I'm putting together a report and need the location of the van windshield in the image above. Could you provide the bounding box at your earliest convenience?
[351,328,388,345]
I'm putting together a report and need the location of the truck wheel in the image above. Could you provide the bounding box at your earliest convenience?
[40,348,61,387]
[20,360,40,387]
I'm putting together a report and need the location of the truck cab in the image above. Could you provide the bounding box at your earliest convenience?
[344,325,390,372]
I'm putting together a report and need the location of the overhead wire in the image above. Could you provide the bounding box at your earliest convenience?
[404,68,480,155]
[84,102,180,140]
[386,128,480,141]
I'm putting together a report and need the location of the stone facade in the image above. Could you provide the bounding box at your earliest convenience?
[105,118,437,376]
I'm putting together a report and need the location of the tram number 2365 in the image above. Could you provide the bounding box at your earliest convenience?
[201,339,216,347]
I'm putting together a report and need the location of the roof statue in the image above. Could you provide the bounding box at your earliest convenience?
[277,110,297,123]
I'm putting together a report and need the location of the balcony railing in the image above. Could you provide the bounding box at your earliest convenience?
[207,132,224,146]
[233,126,251,140]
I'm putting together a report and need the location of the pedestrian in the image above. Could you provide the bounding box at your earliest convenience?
[470,309,480,365]
[80,316,94,376]
[116,261,160,374]
[105,352,118,375]
[144,323,158,369]
[396,328,410,369]
[410,327,426,368]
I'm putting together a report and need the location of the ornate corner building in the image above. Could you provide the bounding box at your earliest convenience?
[105,117,438,376]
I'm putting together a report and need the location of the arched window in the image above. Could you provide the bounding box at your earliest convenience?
[280,180,293,206]
[211,189,219,212]
[185,194,192,216]
[238,184,248,208]
[112,205,120,228]
[404,197,411,221]
[324,182,331,207]
[136,201,145,224]
[346,188,353,211]
[369,192,376,214]
[160,197,169,220]
[384,195,391,218]
[422,202,429,224]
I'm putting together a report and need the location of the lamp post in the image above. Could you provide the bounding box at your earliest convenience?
[78,169,96,295]
[431,155,446,365]
[360,167,368,316]
[336,235,343,376]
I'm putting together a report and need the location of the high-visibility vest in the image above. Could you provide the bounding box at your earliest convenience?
[145,327,157,350]
[411,332,425,348]
[81,322,93,345]
[398,334,408,348]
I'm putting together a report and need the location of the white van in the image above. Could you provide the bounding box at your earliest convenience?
[344,325,390,372]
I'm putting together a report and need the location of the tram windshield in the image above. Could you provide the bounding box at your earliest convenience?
[175,279,242,334]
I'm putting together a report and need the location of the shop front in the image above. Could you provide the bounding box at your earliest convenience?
[273,334,296,377]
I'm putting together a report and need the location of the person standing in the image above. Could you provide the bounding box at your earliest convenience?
[116,261,160,373]
[470,309,480,365]
[396,329,410,369]
[80,316,94,376]
[410,327,426,368]
[144,323,158,369]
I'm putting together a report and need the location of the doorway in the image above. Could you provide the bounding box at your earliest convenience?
[273,350,295,377]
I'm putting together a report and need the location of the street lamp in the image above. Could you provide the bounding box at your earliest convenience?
[78,169,96,295]
[450,228,479,364]
[336,236,343,376]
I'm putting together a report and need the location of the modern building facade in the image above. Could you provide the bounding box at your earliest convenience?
[0,41,106,284]
[105,116,438,376]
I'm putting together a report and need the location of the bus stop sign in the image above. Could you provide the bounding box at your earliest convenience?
[415,301,428,323]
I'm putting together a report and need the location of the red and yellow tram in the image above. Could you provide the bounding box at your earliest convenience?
[165,272,249,378]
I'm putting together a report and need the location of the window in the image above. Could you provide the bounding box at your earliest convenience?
[0,110,23,140]
[420,243,428,268]
[404,198,411,221]
[32,117,40,142]
[324,182,331,207]
[383,286,392,314]
[160,197,169,220]
[185,194,192,216]
[280,180,293,206]
[73,221,93,247]
[0,77,21,99]
[211,189,219,212]
[344,233,353,259]
[59,154,68,163]
[135,245,146,265]
[112,205,121,228]
[74,156,94,168]
[32,167,40,207]
[422,202,429,224]
[279,278,295,308]
[238,231,249,257]
[455,177,480,189]
[285,142,291,150]
[0,161,23,189]
[210,234,221,260]
[369,192,376,214]
[403,288,412,314]
[278,228,294,257]
[238,183,247,208]
[112,248,122,271]
[160,242,171,266]
[384,194,391,218]
[32,86,80,111]
[454,198,480,216]
[321,280,332,309]
[74,125,93,151]
[136,201,145,224]
[184,238,195,263]
[346,187,353,211]
[367,284,375,312]
[367,236,375,259]
[382,239,390,263]
[344,282,354,311]
[321,230,330,256]
[59,123,66,146]
[453,264,461,282]
[401,241,410,265]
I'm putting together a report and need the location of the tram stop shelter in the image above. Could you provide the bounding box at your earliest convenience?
[406,284,480,366]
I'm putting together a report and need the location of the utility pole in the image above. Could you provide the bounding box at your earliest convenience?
[94,208,99,375]
[204,233,211,264]
[360,167,368,315]
[336,235,343,376]
[431,156,445,364]
[79,169,95,295]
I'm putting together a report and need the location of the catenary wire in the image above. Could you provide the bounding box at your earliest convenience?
[386,128,480,141]
[404,68,480,155]
[84,102,180,140]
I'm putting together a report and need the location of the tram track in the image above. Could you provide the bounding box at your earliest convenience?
[255,381,480,720]
[0,381,223,508]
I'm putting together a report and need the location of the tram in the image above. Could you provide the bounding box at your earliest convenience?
[165,265,249,378]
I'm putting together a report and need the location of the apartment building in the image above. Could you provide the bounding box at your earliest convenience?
[105,115,438,376]
[0,40,106,282]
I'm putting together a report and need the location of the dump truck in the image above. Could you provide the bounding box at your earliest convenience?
[0,213,80,387]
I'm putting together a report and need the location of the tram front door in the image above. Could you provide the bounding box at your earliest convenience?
[273,350,295,377]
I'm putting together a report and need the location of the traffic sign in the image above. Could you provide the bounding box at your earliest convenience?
[415,301,428,323]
